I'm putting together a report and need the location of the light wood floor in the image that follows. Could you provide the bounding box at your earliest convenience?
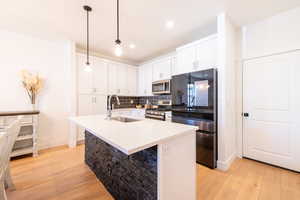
[6,145,300,200]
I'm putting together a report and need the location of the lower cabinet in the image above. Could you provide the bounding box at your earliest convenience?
[77,94,107,140]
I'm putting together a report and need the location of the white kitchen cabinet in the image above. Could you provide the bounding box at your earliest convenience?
[77,54,93,94]
[78,94,93,116]
[78,94,107,115]
[175,45,196,75]
[127,66,138,96]
[108,62,138,96]
[92,57,108,94]
[152,57,172,81]
[175,34,217,75]
[138,64,153,96]
[93,94,108,114]
[77,54,108,95]
[117,64,128,95]
[77,94,107,140]
[195,35,217,71]
[108,62,118,95]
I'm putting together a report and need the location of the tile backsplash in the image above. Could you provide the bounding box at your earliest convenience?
[109,95,171,109]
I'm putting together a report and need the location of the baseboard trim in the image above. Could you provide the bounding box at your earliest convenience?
[217,153,236,171]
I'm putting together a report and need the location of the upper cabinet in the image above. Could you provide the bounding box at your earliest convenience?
[174,34,217,76]
[175,45,196,75]
[138,64,153,96]
[108,62,138,96]
[77,54,108,95]
[152,57,172,82]
[195,36,217,69]
[127,66,138,96]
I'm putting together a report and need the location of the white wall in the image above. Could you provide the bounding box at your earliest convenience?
[242,6,300,59]
[0,30,76,149]
[217,13,239,171]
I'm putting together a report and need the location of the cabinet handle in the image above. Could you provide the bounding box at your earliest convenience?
[94,97,97,103]
[93,88,97,93]
[117,89,121,94]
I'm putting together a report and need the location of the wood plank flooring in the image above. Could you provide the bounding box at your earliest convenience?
[6,145,300,200]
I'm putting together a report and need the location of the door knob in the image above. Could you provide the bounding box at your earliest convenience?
[243,113,249,117]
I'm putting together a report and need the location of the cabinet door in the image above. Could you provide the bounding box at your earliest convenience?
[127,66,138,96]
[93,94,107,115]
[138,66,146,96]
[195,37,217,71]
[145,64,153,96]
[77,94,94,140]
[117,64,128,95]
[77,54,93,94]
[171,56,177,77]
[108,63,118,95]
[153,58,172,82]
[92,57,108,95]
[138,64,153,96]
[152,61,160,82]
[160,58,172,80]
[175,45,196,75]
[78,94,93,116]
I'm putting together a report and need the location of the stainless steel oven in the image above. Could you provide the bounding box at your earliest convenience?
[152,80,171,95]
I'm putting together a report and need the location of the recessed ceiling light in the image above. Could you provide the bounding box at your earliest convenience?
[129,44,136,49]
[166,20,175,29]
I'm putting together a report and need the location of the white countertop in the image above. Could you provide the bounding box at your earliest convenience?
[70,115,198,155]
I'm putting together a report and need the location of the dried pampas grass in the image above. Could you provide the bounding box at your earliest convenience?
[20,70,44,104]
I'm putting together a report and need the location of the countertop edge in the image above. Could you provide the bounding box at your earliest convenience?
[70,116,198,155]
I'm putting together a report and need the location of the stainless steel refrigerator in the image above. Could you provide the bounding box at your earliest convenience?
[171,68,217,168]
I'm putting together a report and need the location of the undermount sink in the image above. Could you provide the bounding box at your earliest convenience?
[110,116,141,123]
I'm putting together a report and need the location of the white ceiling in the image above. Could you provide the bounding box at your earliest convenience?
[1,0,300,64]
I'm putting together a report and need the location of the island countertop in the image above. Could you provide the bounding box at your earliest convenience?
[70,115,198,155]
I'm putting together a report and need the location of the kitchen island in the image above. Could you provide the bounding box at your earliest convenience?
[70,115,198,200]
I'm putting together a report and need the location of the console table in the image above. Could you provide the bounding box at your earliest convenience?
[0,110,40,157]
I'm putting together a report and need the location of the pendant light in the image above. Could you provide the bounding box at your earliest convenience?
[83,5,92,72]
[114,0,122,56]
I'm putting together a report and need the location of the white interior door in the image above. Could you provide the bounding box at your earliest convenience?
[243,52,300,172]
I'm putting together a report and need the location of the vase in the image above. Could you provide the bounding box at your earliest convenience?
[31,93,37,110]
[32,103,37,110]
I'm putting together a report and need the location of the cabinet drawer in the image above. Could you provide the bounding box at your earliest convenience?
[21,116,33,124]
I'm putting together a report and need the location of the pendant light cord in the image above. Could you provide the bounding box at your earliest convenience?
[86,8,90,65]
[116,0,120,43]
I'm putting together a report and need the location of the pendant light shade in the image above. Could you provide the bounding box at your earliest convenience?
[114,0,122,57]
[115,40,122,57]
[84,63,92,72]
[84,5,92,72]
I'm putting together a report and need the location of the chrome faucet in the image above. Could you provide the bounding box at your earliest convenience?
[106,95,120,120]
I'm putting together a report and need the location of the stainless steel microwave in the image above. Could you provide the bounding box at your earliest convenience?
[152,79,171,94]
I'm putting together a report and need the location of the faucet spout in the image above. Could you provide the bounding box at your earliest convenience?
[106,95,120,120]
